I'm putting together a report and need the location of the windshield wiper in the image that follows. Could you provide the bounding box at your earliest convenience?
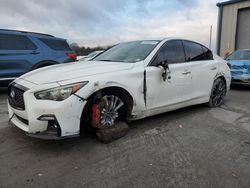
[98,59,127,63]
[98,59,113,62]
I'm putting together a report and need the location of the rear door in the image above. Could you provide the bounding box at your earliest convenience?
[0,33,43,79]
[182,40,217,99]
[145,40,193,115]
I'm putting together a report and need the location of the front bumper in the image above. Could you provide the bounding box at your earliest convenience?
[8,83,87,139]
[231,76,250,85]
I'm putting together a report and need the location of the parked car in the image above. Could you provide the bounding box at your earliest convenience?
[77,55,86,60]
[8,38,231,140]
[227,49,250,85]
[78,50,103,61]
[0,29,77,86]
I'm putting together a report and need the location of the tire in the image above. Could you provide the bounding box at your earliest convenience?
[92,94,126,129]
[90,93,130,143]
[208,78,226,107]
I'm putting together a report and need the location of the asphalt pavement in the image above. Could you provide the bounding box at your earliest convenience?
[0,86,250,188]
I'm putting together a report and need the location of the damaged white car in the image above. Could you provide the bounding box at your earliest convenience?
[8,38,231,140]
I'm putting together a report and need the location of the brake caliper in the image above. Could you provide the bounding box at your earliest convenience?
[91,104,101,128]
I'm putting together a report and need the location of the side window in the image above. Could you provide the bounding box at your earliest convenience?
[152,40,185,65]
[39,38,71,51]
[0,34,37,50]
[183,41,204,61]
[202,46,213,60]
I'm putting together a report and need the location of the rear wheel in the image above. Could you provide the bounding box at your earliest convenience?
[208,78,226,107]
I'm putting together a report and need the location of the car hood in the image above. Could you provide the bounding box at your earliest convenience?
[20,61,134,85]
[229,60,250,79]
[230,60,250,71]
[230,60,250,67]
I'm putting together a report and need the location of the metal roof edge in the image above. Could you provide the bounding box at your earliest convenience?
[217,0,248,7]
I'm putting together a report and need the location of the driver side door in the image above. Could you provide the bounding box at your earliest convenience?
[145,40,193,116]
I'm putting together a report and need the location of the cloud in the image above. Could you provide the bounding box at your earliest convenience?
[0,0,220,50]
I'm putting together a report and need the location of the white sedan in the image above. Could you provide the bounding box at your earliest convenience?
[8,38,231,140]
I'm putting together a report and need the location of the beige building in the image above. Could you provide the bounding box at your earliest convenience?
[217,0,250,57]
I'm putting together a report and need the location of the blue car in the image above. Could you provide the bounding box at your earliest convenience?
[0,29,77,86]
[227,49,250,85]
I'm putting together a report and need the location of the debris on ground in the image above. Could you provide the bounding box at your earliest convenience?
[96,121,129,144]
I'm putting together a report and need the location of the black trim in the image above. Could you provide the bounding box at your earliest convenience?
[15,114,29,125]
[37,115,62,137]
[217,0,248,7]
[143,70,147,107]
[26,133,79,140]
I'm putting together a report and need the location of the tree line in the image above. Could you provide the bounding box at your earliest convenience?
[70,43,113,56]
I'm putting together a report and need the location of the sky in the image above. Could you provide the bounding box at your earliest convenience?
[0,0,222,50]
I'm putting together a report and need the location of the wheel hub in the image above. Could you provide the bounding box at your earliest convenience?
[212,80,226,106]
[99,95,124,128]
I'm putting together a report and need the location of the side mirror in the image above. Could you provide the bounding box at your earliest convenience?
[159,60,171,81]
[159,60,169,70]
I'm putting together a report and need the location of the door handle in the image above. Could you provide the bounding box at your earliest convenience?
[210,66,217,70]
[182,71,191,75]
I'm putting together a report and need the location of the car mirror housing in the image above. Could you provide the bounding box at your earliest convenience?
[159,60,171,81]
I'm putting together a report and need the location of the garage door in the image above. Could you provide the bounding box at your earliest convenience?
[236,8,250,50]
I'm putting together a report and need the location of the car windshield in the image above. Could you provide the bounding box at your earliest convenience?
[229,50,250,60]
[93,40,160,63]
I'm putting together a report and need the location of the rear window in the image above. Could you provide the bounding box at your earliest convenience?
[40,38,71,51]
[0,34,37,50]
[183,41,204,61]
[183,41,213,61]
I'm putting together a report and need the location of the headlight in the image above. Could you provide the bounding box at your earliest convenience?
[34,82,88,101]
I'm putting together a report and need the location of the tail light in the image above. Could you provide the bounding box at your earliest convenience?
[67,53,77,62]
[227,62,231,69]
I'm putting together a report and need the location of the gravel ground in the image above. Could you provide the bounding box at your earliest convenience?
[0,86,250,188]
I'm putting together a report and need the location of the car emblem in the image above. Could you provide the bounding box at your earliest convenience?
[10,90,15,99]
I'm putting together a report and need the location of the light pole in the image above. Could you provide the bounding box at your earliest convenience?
[209,25,212,49]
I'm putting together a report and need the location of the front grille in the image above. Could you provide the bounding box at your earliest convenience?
[8,85,25,110]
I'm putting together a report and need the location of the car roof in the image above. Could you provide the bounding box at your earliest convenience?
[0,29,65,40]
[124,38,210,49]
[126,37,203,43]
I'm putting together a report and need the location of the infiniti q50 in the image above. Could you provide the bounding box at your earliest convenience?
[8,38,231,140]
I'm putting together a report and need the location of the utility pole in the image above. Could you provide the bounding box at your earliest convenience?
[209,25,212,49]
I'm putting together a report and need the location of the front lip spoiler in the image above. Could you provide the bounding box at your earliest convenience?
[26,132,80,140]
